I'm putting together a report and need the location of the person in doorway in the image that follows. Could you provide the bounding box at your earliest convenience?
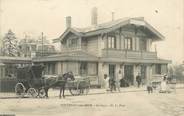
[116,70,122,92]
[104,74,110,92]
[136,73,142,88]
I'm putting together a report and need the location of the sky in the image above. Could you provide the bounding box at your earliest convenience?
[0,0,183,64]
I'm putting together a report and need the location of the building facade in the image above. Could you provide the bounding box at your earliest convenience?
[18,38,57,58]
[33,17,171,87]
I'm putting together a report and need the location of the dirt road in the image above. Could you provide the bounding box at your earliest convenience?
[0,89,184,116]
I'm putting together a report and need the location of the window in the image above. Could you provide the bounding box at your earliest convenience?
[67,62,78,75]
[139,38,147,51]
[48,63,55,75]
[80,62,87,75]
[88,63,97,75]
[107,36,116,49]
[124,37,132,50]
[68,38,78,47]
[31,45,36,51]
[155,64,161,74]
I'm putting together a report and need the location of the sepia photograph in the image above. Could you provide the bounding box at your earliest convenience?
[0,0,184,116]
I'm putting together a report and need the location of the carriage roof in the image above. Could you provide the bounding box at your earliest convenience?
[17,65,44,80]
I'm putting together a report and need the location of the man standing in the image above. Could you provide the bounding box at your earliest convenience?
[136,73,142,88]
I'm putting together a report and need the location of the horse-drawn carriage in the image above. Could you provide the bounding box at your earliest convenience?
[15,65,46,98]
[150,75,177,93]
[67,75,90,96]
[15,65,90,98]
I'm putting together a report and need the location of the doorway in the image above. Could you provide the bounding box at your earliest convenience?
[109,64,116,79]
[124,65,134,85]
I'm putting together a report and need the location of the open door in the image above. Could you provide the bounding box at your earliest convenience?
[124,65,134,85]
[109,64,116,79]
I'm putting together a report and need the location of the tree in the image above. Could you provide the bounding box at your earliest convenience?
[168,64,184,83]
[2,30,18,57]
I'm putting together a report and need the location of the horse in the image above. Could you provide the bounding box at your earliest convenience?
[41,72,75,98]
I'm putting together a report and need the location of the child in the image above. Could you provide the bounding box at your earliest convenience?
[147,82,153,94]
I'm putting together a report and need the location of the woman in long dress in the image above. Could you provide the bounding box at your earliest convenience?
[160,75,167,92]
[104,74,110,91]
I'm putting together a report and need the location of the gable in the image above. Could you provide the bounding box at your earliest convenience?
[59,28,83,43]
[82,18,164,40]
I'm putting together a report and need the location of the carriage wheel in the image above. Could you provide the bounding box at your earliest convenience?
[38,88,46,98]
[69,81,81,96]
[15,83,26,98]
[27,88,38,98]
[69,88,81,96]
[80,81,90,95]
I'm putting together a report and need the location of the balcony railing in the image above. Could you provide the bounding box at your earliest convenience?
[102,49,157,59]
[61,45,87,53]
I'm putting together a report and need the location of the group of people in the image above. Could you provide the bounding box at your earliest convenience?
[146,74,176,94]
[104,70,122,92]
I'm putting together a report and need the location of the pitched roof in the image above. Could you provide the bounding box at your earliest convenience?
[53,17,164,43]
[72,18,130,33]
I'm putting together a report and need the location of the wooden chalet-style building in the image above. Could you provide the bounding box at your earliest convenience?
[33,13,171,87]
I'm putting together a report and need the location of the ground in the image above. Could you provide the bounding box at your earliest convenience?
[0,88,184,116]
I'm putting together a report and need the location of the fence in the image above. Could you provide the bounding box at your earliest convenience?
[0,77,17,98]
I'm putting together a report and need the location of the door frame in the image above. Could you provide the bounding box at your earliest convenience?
[124,65,134,85]
[109,64,116,79]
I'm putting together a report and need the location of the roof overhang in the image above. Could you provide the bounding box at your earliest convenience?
[0,56,32,64]
[53,18,165,43]
[33,51,99,62]
[84,19,164,40]
[100,57,171,64]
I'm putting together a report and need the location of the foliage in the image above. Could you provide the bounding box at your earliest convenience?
[2,30,18,57]
[168,64,184,82]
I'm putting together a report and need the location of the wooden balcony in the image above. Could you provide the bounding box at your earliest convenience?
[102,49,157,59]
[61,45,87,53]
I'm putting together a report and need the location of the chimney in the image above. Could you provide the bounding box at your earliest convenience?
[66,16,71,28]
[91,7,98,25]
